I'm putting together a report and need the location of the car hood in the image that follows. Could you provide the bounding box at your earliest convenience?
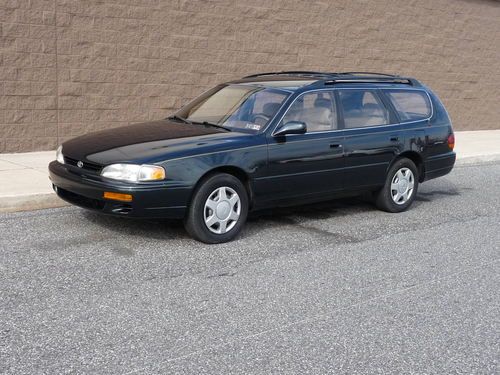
[61,119,257,165]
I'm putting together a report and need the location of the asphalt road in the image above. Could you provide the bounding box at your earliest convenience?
[1,162,499,374]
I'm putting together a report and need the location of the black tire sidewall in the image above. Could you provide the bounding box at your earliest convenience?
[185,173,249,243]
[377,158,419,213]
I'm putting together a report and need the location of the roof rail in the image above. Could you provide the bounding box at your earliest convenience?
[341,72,399,77]
[242,71,419,86]
[243,71,338,78]
[324,77,415,86]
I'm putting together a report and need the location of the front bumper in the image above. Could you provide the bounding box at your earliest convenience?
[49,161,190,219]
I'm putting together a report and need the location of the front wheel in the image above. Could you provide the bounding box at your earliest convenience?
[375,158,419,213]
[184,173,248,243]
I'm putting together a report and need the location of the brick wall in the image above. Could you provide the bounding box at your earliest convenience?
[1,0,499,152]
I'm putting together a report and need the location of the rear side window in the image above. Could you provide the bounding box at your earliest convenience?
[385,90,431,121]
[338,90,390,128]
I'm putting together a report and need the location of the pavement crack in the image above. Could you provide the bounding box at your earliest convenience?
[207,271,237,278]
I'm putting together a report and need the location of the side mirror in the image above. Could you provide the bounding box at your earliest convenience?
[273,121,307,137]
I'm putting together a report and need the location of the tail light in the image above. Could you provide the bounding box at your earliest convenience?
[447,134,455,150]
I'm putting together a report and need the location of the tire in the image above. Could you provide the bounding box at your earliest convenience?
[184,173,249,243]
[375,158,419,213]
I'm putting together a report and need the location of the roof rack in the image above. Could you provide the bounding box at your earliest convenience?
[325,77,415,86]
[242,71,418,86]
[243,71,339,79]
[341,72,399,77]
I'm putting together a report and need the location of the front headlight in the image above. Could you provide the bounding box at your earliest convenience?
[100,164,165,182]
[56,145,64,164]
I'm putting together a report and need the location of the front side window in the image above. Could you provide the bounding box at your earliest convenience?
[384,90,431,121]
[282,91,337,132]
[338,90,390,128]
[176,85,289,133]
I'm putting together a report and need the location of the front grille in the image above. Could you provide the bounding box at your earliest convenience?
[56,187,105,210]
[64,156,102,173]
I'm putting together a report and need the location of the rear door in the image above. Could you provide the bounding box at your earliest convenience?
[338,88,402,190]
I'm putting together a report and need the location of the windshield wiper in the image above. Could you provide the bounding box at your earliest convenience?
[193,121,232,132]
[168,115,192,124]
[168,116,230,131]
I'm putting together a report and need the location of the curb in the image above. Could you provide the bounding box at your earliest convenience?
[0,193,68,213]
[455,154,500,166]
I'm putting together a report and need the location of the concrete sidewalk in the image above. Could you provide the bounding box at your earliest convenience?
[0,152,62,212]
[454,130,500,164]
[0,130,499,213]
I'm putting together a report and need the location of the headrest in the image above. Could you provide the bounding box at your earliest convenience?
[303,107,332,126]
[314,98,331,109]
[363,103,384,115]
[262,102,281,117]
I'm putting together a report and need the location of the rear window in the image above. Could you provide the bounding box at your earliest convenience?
[338,90,390,128]
[385,90,431,121]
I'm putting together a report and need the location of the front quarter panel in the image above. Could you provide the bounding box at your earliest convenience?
[159,135,268,205]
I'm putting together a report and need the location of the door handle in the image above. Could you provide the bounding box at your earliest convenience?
[390,136,399,142]
[330,143,342,148]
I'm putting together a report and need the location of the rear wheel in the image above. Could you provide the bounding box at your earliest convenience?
[184,173,248,243]
[375,158,418,213]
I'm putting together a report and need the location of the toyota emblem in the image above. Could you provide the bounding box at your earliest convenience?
[77,161,84,168]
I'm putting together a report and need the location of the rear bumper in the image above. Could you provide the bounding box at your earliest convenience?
[49,161,190,219]
[424,151,456,181]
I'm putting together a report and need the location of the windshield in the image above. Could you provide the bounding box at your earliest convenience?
[174,85,290,133]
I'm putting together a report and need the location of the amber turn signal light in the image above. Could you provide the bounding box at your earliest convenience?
[103,192,133,202]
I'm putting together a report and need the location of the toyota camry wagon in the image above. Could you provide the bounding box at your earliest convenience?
[49,72,456,243]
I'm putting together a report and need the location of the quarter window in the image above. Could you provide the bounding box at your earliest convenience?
[282,91,337,132]
[338,90,390,128]
[384,90,431,121]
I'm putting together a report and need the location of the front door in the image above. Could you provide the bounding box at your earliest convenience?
[255,90,345,204]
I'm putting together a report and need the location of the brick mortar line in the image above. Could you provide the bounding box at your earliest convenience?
[54,0,60,146]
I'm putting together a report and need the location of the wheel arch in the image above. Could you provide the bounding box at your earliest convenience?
[190,166,254,208]
[391,151,425,182]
